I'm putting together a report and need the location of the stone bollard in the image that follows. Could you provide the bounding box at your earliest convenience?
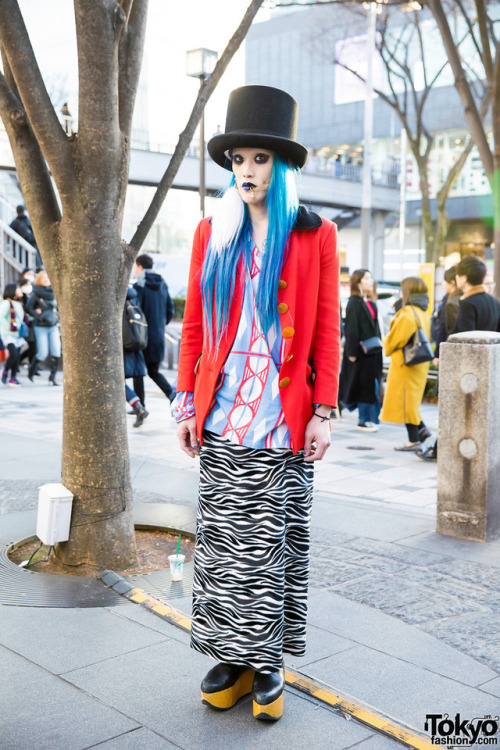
[437,330,500,541]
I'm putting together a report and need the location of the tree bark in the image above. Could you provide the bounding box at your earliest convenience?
[417,159,434,263]
[492,38,500,297]
[55,220,135,569]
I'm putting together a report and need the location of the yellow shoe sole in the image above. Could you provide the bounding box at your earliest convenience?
[201,669,254,711]
[253,692,284,721]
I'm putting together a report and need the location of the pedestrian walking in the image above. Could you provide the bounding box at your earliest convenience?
[173,85,340,722]
[419,256,500,461]
[132,254,175,406]
[0,282,25,386]
[9,205,42,269]
[26,270,61,385]
[418,266,461,462]
[17,276,38,371]
[338,268,382,432]
[123,287,149,428]
[381,276,432,451]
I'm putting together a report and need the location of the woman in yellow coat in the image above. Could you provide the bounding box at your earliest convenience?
[381,277,432,451]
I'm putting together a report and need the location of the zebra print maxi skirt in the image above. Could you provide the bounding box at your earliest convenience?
[191,431,314,673]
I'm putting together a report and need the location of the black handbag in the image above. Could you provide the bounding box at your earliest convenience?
[40,308,59,326]
[360,336,383,355]
[403,307,433,366]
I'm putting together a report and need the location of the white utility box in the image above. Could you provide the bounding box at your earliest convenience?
[36,483,74,545]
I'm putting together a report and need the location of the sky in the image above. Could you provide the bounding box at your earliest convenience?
[16,0,273,147]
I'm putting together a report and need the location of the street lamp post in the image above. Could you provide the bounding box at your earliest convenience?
[361,1,378,270]
[186,48,218,220]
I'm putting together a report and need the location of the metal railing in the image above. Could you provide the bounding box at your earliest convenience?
[0,217,38,291]
[129,135,400,189]
[164,328,181,370]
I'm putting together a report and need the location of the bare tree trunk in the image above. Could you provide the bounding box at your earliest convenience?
[416,160,434,263]
[494,175,500,297]
[54,220,135,569]
[492,45,500,298]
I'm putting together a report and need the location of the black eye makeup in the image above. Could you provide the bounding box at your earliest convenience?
[231,152,271,165]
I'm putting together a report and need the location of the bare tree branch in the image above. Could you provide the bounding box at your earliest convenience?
[267,0,411,6]
[414,12,428,90]
[454,0,484,64]
[0,0,73,190]
[475,0,494,86]
[437,93,489,204]
[119,0,135,22]
[0,66,61,230]
[128,0,265,255]
[428,0,494,175]
[118,0,148,136]
[0,46,20,100]
[493,36,500,165]
[335,62,390,128]
[74,0,123,156]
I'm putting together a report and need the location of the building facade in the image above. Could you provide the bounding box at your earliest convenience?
[246,5,494,280]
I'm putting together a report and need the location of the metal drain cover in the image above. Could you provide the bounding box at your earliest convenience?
[0,511,126,608]
[0,504,195,609]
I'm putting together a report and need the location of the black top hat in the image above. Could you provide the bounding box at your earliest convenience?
[207,85,308,170]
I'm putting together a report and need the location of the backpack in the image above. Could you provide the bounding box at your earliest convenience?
[123,299,148,352]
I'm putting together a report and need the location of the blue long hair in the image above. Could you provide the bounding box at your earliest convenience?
[201,152,299,350]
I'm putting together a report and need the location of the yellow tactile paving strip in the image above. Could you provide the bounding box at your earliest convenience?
[115,582,433,749]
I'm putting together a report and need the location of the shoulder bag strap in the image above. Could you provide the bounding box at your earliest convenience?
[406,304,421,330]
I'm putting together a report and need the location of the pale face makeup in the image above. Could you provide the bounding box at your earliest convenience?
[231,148,274,208]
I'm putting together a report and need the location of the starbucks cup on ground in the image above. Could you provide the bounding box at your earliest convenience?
[168,554,185,581]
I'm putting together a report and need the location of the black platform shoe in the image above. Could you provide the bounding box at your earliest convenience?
[201,663,254,710]
[252,665,285,721]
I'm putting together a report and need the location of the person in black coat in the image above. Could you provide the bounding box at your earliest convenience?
[338,269,383,432]
[453,255,500,334]
[132,253,175,407]
[433,265,462,364]
[124,287,149,427]
[9,205,43,269]
[418,255,500,462]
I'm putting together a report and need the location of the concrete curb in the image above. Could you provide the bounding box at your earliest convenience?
[100,570,434,750]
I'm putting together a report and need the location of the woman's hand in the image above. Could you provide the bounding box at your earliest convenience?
[348,356,356,363]
[177,416,200,458]
[432,357,439,367]
[303,409,332,462]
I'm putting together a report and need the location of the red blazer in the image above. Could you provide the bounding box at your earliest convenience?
[177,206,341,453]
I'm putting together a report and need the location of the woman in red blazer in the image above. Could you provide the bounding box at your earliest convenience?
[173,85,340,722]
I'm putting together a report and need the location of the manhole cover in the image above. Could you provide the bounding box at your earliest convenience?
[346,445,375,451]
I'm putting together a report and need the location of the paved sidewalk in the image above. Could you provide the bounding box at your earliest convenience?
[1,371,500,749]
